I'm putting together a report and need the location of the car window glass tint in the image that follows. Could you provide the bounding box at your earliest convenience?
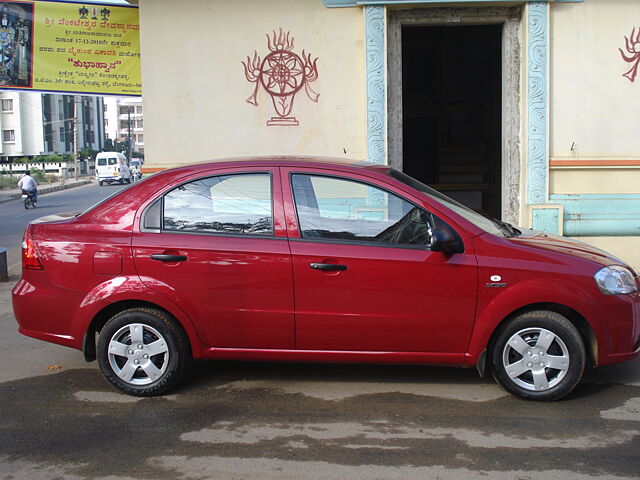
[97,158,107,166]
[163,173,273,235]
[108,158,117,165]
[292,174,433,246]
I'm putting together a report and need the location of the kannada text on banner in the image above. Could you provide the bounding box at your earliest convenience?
[0,0,141,96]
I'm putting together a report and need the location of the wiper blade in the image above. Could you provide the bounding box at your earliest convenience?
[491,218,521,238]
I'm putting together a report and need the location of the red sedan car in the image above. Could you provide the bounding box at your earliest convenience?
[12,157,640,400]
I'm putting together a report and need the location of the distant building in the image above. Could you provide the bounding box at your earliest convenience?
[103,96,144,156]
[0,91,104,176]
[0,91,104,161]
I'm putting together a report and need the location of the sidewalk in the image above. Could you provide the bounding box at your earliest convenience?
[0,178,93,204]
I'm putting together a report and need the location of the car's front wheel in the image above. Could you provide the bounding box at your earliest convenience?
[97,308,190,396]
[490,310,586,401]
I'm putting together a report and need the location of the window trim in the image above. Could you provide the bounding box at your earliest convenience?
[1,99,13,112]
[289,171,437,251]
[2,129,15,142]
[145,171,277,238]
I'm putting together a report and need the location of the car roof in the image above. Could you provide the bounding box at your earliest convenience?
[160,155,392,176]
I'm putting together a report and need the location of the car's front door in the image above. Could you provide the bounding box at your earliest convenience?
[282,169,478,353]
[132,168,294,349]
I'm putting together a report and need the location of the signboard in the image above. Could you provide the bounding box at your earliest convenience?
[0,0,141,96]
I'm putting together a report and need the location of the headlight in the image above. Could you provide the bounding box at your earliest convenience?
[594,266,638,295]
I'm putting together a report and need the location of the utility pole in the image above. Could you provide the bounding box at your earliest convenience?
[72,96,79,180]
[127,106,133,161]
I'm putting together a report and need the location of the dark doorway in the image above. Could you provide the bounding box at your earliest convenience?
[402,25,502,218]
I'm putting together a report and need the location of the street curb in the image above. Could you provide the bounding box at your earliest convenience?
[0,180,92,205]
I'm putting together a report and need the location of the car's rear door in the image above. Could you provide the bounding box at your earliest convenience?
[281,167,478,354]
[131,166,294,349]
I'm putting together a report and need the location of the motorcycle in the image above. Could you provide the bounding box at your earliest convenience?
[21,189,37,209]
[132,170,142,182]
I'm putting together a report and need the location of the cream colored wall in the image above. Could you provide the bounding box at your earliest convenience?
[573,237,640,272]
[551,168,640,194]
[550,0,640,160]
[549,0,640,194]
[138,0,366,168]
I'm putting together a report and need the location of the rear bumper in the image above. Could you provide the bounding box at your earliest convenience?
[97,176,123,183]
[12,276,83,351]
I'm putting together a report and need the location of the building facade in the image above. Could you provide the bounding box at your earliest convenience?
[104,96,145,155]
[136,0,640,267]
[0,91,104,161]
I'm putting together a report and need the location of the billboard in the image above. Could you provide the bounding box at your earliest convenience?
[0,0,140,96]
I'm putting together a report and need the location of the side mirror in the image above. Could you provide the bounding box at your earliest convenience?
[430,226,464,255]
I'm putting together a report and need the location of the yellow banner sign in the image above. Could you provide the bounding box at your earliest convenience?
[0,0,141,95]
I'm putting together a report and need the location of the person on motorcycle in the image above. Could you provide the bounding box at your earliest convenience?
[17,172,38,203]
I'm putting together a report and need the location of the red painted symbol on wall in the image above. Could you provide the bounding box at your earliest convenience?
[619,27,640,82]
[242,29,319,126]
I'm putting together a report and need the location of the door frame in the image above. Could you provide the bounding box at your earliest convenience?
[387,6,523,224]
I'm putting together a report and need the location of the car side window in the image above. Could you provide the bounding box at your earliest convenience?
[291,174,434,247]
[163,173,273,236]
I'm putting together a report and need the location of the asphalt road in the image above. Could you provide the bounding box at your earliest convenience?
[0,182,128,271]
[0,181,639,479]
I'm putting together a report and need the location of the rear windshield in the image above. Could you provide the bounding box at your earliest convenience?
[130,161,140,167]
[97,157,118,166]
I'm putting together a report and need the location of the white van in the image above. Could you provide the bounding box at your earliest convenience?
[96,152,131,186]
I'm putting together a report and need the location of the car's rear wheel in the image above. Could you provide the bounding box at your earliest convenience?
[97,308,190,396]
[490,310,586,401]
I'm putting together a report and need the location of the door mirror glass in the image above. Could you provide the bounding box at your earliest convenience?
[430,225,464,254]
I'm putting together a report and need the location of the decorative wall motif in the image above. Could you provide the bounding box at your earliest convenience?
[527,2,548,206]
[242,28,319,126]
[365,5,386,164]
[619,27,640,82]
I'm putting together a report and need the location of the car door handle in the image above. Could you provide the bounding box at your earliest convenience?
[309,263,347,271]
[151,254,187,262]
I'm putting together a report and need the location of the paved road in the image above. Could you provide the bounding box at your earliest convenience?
[0,182,127,271]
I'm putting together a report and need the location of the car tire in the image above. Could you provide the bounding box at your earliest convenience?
[490,310,586,401]
[97,308,190,396]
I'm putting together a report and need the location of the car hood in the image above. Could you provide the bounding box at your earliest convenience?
[510,228,630,269]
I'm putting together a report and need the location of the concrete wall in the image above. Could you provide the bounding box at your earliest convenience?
[139,0,366,169]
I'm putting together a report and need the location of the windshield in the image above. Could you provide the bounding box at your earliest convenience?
[130,161,140,167]
[388,168,506,237]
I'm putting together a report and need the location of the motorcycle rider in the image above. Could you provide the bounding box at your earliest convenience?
[17,171,38,203]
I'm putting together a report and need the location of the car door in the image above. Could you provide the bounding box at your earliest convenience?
[281,168,478,353]
[131,167,294,349]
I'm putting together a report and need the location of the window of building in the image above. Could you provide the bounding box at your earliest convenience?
[2,130,15,142]
[136,134,143,143]
[163,173,273,236]
[119,106,130,115]
[1,99,13,112]
[136,119,143,128]
[291,174,435,247]
[104,119,109,127]
[136,106,143,114]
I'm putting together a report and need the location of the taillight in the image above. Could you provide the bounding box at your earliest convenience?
[22,234,44,270]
